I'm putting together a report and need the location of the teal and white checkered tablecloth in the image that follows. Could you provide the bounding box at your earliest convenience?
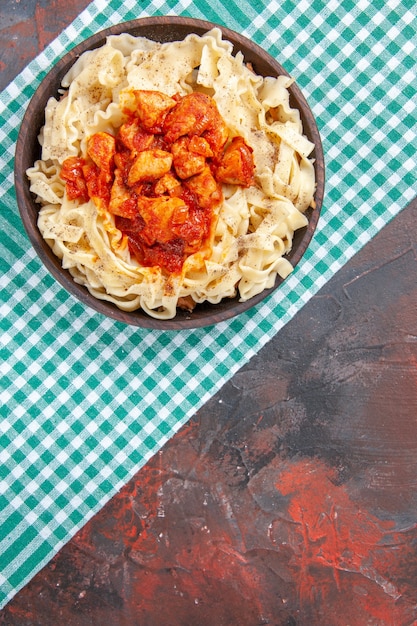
[1,0,416,609]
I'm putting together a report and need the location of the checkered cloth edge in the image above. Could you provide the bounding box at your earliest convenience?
[1,0,416,608]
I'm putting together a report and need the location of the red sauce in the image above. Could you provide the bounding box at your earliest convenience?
[60,90,255,274]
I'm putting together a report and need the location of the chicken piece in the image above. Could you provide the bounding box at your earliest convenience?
[171,205,206,252]
[127,149,173,186]
[163,92,220,143]
[184,165,223,210]
[108,169,137,218]
[171,136,207,179]
[133,90,177,132]
[170,203,189,225]
[113,149,132,184]
[136,195,189,246]
[153,172,182,196]
[87,132,116,182]
[215,136,255,187]
[60,157,89,202]
[82,161,113,210]
[203,112,229,158]
[188,136,213,158]
[118,118,154,153]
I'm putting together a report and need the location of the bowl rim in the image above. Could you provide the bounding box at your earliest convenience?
[14,16,325,330]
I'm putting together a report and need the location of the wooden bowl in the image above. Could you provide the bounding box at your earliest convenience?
[15,16,325,330]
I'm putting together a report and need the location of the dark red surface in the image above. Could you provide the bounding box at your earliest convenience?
[0,0,89,89]
[2,3,417,625]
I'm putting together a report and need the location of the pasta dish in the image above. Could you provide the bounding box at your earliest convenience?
[27,28,316,319]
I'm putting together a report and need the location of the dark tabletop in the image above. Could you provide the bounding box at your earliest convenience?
[1,2,417,625]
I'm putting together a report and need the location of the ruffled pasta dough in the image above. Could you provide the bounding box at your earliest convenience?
[27,29,316,319]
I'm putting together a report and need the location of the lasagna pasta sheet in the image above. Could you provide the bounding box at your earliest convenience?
[27,28,316,319]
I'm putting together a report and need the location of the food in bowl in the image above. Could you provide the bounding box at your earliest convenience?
[27,28,316,320]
